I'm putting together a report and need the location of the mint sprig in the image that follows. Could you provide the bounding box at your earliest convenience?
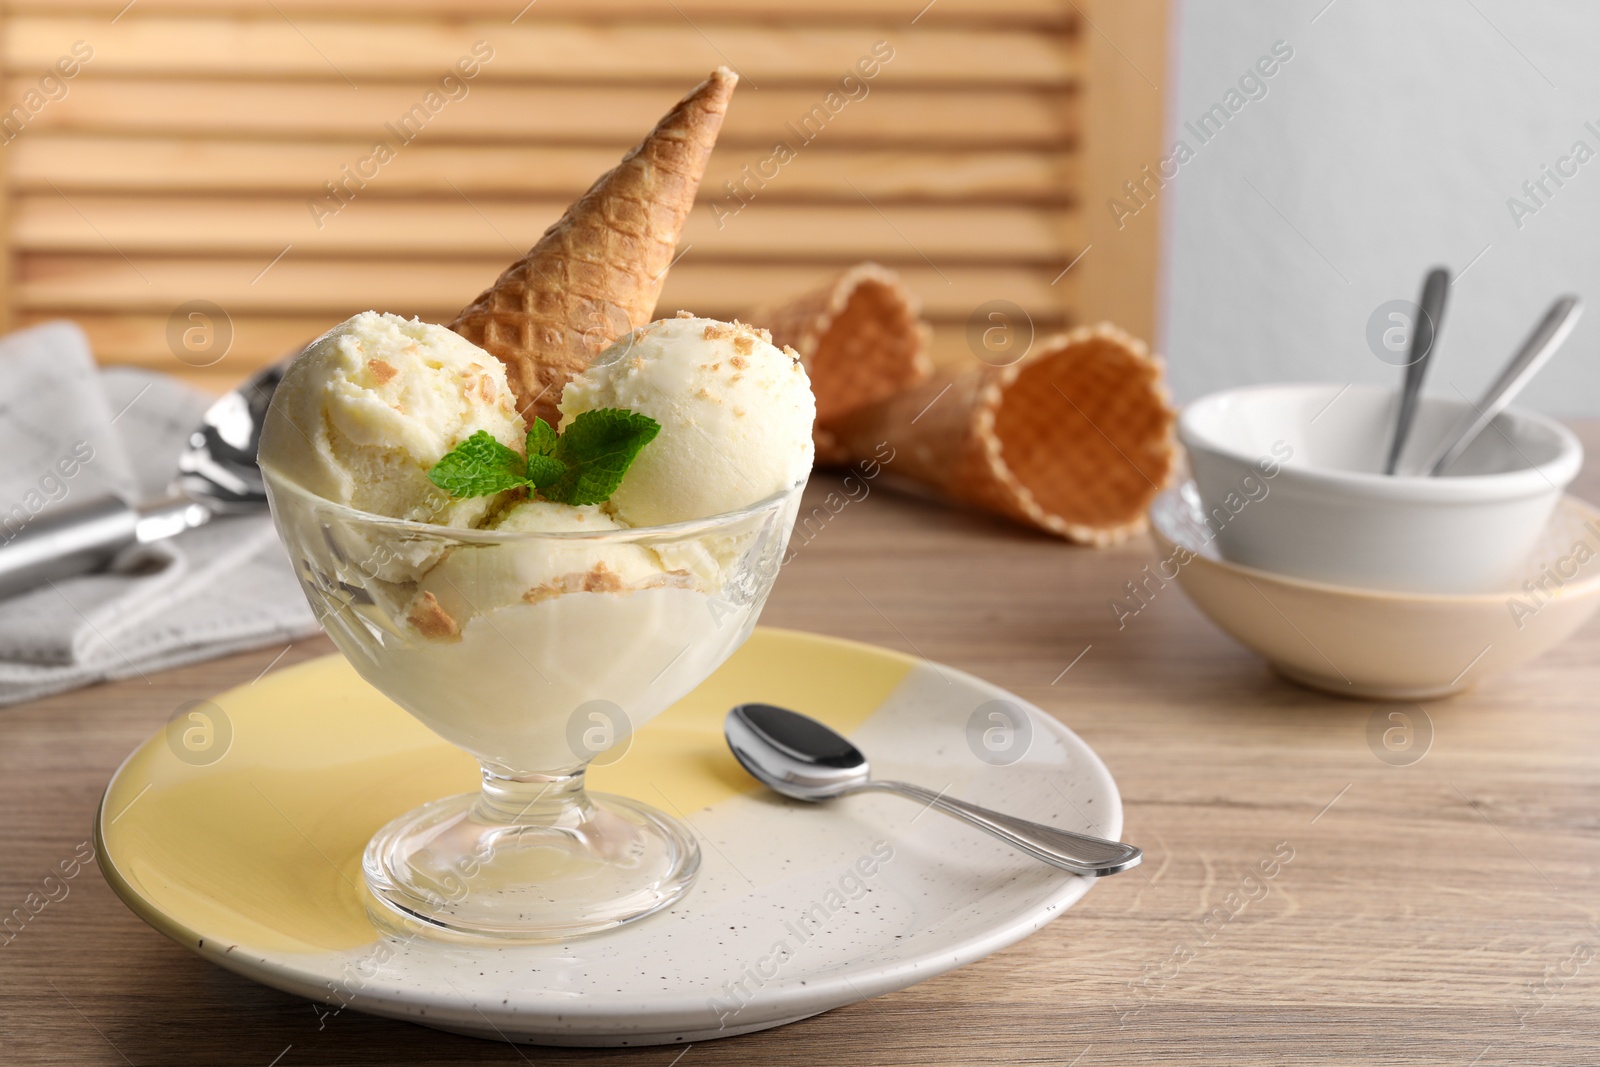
[543,408,661,506]
[427,409,660,506]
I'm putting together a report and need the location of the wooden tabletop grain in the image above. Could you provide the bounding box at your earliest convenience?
[4,426,1600,1067]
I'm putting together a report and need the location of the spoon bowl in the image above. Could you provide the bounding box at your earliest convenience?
[176,358,290,513]
[726,702,870,799]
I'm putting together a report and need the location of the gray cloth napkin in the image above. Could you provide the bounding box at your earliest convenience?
[0,322,319,706]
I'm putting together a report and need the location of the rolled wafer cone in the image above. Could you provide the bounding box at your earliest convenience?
[746,262,931,465]
[450,68,738,426]
[824,322,1177,545]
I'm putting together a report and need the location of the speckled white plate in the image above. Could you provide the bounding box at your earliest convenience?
[95,628,1123,1047]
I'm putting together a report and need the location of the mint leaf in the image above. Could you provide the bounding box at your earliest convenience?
[427,410,658,505]
[524,452,567,489]
[527,418,558,457]
[543,409,661,506]
[427,430,528,497]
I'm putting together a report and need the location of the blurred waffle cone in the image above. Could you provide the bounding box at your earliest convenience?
[450,68,738,426]
[824,322,1177,545]
[746,262,931,464]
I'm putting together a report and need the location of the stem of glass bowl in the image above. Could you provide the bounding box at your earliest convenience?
[362,756,701,941]
[473,765,590,825]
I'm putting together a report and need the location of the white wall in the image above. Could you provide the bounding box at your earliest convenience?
[1161,0,1600,416]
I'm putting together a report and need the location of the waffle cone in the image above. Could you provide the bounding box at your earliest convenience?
[746,262,931,464]
[825,322,1177,545]
[449,68,738,425]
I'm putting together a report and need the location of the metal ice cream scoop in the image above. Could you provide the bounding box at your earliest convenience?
[725,702,1142,876]
[0,357,291,600]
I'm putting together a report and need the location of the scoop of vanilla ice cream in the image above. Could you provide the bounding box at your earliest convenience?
[558,315,814,527]
[406,500,677,637]
[259,311,524,528]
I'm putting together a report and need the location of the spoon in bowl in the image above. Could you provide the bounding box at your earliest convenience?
[725,702,1142,876]
[1383,266,1450,475]
[1420,295,1582,476]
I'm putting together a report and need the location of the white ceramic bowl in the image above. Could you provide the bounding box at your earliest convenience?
[1178,383,1583,594]
[1149,485,1600,700]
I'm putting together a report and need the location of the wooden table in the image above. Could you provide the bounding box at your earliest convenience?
[5,426,1600,1067]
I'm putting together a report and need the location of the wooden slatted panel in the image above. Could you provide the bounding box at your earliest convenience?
[14,83,1078,147]
[21,1,1075,26]
[20,311,1070,393]
[13,139,1078,200]
[0,4,1086,392]
[13,197,1077,259]
[8,20,1074,83]
[19,258,1068,316]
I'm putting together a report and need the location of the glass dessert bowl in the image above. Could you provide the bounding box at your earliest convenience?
[264,469,804,942]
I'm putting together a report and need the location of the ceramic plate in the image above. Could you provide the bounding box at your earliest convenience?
[1150,485,1600,699]
[96,628,1123,1047]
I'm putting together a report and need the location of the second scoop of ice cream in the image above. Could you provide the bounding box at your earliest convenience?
[558,315,815,527]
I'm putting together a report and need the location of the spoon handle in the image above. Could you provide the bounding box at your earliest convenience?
[1423,295,1582,476]
[0,495,139,601]
[1384,267,1449,475]
[0,492,213,601]
[859,780,1141,876]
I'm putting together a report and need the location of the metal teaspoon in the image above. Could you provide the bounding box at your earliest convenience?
[725,702,1142,876]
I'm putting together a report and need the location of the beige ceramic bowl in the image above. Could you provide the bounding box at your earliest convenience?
[1149,484,1600,700]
